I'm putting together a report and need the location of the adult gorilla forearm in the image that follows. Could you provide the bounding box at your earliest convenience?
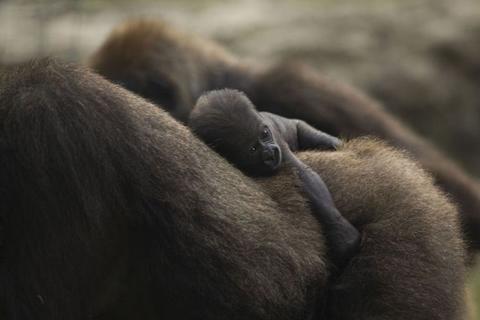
[0,59,465,319]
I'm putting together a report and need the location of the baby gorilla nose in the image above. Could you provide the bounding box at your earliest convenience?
[262,145,281,170]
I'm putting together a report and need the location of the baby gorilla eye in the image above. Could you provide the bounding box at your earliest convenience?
[261,127,271,140]
[249,145,257,153]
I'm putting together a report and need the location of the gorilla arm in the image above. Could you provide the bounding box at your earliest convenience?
[282,147,361,271]
[296,120,342,151]
[262,112,341,151]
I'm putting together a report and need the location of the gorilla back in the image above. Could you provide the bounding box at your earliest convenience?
[0,59,466,320]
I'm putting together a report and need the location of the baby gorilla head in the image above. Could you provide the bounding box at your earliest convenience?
[190,89,282,176]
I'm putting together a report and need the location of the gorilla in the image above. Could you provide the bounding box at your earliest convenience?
[190,89,341,176]
[189,89,360,270]
[0,59,466,319]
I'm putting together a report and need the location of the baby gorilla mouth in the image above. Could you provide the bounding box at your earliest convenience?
[262,145,281,170]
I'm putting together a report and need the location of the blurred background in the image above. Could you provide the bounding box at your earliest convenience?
[1,0,479,315]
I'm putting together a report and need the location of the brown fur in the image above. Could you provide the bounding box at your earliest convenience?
[1,59,323,319]
[88,20,250,121]
[261,138,467,319]
[89,20,480,254]
[0,59,466,319]
[298,139,466,318]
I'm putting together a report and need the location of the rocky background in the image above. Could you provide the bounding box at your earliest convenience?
[1,0,479,314]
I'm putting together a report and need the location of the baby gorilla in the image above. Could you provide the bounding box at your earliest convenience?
[189,89,360,270]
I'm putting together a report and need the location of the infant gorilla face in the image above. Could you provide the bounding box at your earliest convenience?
[213,109,283,176]
[189,89,283,176]
[235,116,282,176]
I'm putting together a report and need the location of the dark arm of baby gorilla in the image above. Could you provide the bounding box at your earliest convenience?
[285,149,361,271]
[296,120,342,150]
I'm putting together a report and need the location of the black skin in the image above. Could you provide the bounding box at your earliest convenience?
[189,89,361,270]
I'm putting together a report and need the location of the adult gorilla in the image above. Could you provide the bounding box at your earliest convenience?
[0,59,465,319]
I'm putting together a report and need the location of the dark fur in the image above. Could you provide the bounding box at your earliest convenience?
[0,59,326,319]
[89,20,480,253]
[189,89,268,169]
[262,139,467,319]
[0,59,465,319]
[189,89,340,161]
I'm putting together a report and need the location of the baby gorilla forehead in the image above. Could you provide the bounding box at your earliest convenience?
[236,112,263,132]
[223,104,262,128]
[222,122,259,149]
[219,107,264,139]
[190,89,268,152]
